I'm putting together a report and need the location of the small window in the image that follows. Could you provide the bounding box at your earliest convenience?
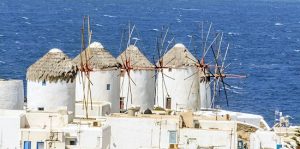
[120,97,125,111]
[42,80,46,86]
[193,120,200,128]
[37,142,44,149]
[24,141,31,149]
[106,84,111,90]
[169,130,177,144]
[166,96,171,109]
[38,107,44,111]
[70,140,76,145]
[238,140,243,149]
[168,68,172,72]
[66,138,77,145]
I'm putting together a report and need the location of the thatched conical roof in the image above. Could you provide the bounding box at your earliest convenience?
[27,48,77,83]
[157,43,197,68]
[117,45,154,69]
[73,42,120,70]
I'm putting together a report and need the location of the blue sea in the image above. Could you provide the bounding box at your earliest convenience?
[0,0,300,125]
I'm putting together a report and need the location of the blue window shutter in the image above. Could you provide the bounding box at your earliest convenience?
[24,141,31,149]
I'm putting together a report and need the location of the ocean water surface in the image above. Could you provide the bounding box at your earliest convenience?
[0,0,300,125]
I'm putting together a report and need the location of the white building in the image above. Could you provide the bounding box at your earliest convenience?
[250,131,280,149]
[0,79,24,110]
[26,48,77,112]
[0,110,26,149]
[0,107,281,149]
[107,109,278,149]
[117,45,155,111]
[73,42,121,114]
[0,109,110,149]
[156,43,200,111]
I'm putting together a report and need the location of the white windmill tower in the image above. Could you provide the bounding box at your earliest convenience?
[117,45,155,111]
[26,48,77,112]
[156,43,199,111]
[73,42,121,114]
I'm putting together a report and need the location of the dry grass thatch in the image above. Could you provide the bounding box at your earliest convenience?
[237,123,258,142]
[26,49,78,83]
[73,42,121,70]
[117,45,154,69]
[157,43,197,68]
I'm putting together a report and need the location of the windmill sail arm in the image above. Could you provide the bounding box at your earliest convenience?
[208,73,246,78]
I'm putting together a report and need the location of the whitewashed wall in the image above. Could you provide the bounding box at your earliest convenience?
[75,102,111,118]
[0,80,24,110]
[182,120,237,149]
[25,111,71,129]
[27,80,75,112]
[21,130,65,149]
[250,131,280,149]
[62,124,111,149]
[120,70,155,111]
[0,110,25,149]
[78,125,110,149]
[107,116,238,149]
[0,117,22,149]
[107,116,178,149]
[199,80,212,108]
[156,67,199,111]
[76,70,120,113]
[179,128,236,149]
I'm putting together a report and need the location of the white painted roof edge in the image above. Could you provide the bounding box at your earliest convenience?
[49,48,62,53]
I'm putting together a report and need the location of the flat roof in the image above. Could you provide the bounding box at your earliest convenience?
[0,109,25,117]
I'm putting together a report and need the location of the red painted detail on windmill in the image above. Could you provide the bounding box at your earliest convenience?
[80,63,93,72]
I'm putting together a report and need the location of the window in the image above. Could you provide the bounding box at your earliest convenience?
[169,130,177,144]
[106,84,111,90]
[24,141,31,149]
[168,68,172,72]
[42,80,46,86]
[166,96,171,109]
[37,142,44,149]
[38,107,44,111]
[66,138,77,145]
[70,140,76,145]
[120,97,125,111]
[237,140,243,149]
[193,120,200,128]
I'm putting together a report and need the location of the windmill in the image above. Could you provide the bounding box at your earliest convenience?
[152,26,174,109]
[74,16,121,116]
[119,24,136,110]
[185,22,246,109]
[117,23,156,111]
[119,25,182,111]
[184,25,224,109]
[206,31,246,108]
[153,26,201,111]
